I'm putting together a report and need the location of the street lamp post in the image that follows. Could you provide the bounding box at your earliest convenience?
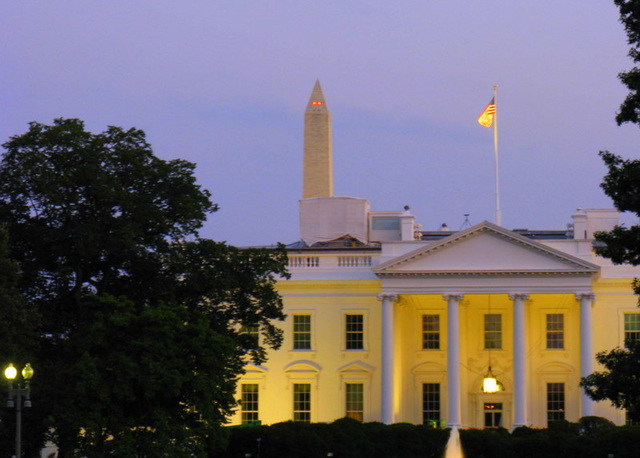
[4,363,34,458]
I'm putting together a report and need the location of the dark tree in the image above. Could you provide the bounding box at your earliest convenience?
[0,225,45,457]
[581,1,640,427]
[0,118,289,456]
[593,151,640,300]
[0,225,38,372]
[614,0,640,125]
[593,1,640,293]
[580,341,640,423]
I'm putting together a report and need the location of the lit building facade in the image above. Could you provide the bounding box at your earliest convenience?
[230,82,640,429]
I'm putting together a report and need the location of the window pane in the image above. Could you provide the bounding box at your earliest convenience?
[625,314,640,346]
[546,314,564,349]
[372,216,401,230]
[293,315,311,350]
[547,383,565,425]
[422,383,440,425]
[241,324,259,350]
[422,315,440,350]
[346,315,364,350]
[484,314,502,349]
[241,384,259,424]
[293,384,311,422]
[346,383,364,421]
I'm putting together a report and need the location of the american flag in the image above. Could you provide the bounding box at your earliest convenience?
[478,98,496,128]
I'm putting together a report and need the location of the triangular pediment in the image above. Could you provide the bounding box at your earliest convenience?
[374,221,599,276]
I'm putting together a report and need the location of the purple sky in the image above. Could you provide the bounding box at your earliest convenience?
[2,1,639,246]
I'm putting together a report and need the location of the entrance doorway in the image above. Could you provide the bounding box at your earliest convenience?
[484,402,503,428]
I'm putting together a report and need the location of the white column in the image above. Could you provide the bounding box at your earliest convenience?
[444,294,463,428]
[509,293,529,428]
[577,293,595,417]
[378,293,397,424]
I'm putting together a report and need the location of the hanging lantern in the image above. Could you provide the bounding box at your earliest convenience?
[482,366,503,393]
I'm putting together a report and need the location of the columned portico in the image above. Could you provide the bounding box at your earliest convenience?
[378,293,397,424]
[510,293,529,428]
[444,294,463,427]
[373,221,600,428]
[577,293,595,417]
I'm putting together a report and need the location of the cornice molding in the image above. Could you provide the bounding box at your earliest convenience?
[277,279,381,291]
[374,221,600,275]
[376,270,594,277]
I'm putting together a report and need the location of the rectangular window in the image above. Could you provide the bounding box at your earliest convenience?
[484,403,503,428]
[293,383,311,422]
[547,383,565,424]
[345,383,364,421]
[293,315,311,350]
[624,314,640,346]
[240,324,259,350]
[346,314,364,350]
[484,314,502,349]
[546,314,564,349]
[422,383,441,425]
[371,216,401,230]
[422,315,440,350]
[241,384,259,424]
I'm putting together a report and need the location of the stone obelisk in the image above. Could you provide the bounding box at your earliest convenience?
[303,80,333,198]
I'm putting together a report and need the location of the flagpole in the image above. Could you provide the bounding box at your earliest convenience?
[493,85,502,226]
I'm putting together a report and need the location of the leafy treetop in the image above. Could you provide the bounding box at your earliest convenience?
[0,118,289,457]
[614,0,640,125]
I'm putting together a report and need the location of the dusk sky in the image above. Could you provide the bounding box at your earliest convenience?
[2,1,639,246]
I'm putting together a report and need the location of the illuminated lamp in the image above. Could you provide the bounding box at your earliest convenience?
[4,364,17,381]
[22,363,34,380]
[4,363,34,457]
[482,366,503,393]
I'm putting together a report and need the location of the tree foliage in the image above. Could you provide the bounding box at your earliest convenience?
[584,1,640,427]
[594,151,640,299]
[594,2,640,275]
[0,225,38,368]
[613,0,640,125]
[0,118,289,456]
[0,225,45,457]
[580,341,640,422]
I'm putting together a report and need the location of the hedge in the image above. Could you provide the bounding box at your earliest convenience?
[219,416,640,458]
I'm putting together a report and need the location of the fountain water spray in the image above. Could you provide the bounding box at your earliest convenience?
[444,427,464,458]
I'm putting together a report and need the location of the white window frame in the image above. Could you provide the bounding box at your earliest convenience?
[545,313,565,350]
[546,382,566,425]
[342,309,369,352]
[240,383,260,424]
[484,313,503,350]
[290,311,316,352]
[292,383,312,423]
[422,314,441,350]
[240,324,260,350]
[345,383,365,421]
[422,382,442,426]
[623,312,640,347]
